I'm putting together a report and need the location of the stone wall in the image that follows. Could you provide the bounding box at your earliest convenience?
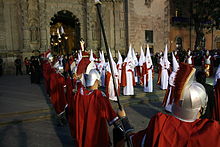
[0,0,126,73]
[128,0,167,53]
[0,0,219,74]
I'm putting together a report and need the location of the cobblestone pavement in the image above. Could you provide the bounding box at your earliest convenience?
[0,73,214,147]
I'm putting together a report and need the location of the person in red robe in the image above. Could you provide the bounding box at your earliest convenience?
[115,63,220,147]
[68,69,119,147]
[49,67,67,115]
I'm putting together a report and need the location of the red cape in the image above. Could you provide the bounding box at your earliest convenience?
[131,112,220,147]
[105,71,111,97]
[49,72,67,115]
[69,89,118,147]
[76,57,91,75]
[121,63,127,87]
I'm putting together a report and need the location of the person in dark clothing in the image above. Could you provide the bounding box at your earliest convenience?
[0,57,3,76]
[30,56,41,84]
[24,57,30,75]
[14,57,23,75]
[196,70,215,119]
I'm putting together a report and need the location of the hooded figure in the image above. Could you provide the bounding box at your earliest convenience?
[139,46,146,85]
[105,48,119,101]
[97,51,106,87]
[143,44,153,92]
[162,52,179,112]
[121,44,136,95]
[131,46,139,83]
[117,50,123,85]
[159,45,170,90]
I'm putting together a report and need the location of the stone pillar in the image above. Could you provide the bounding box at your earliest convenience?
[0,0,6,50]
[20,0,30,51]
[39,0,47,51]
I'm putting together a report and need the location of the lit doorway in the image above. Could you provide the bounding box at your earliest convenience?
[50,10,80,55]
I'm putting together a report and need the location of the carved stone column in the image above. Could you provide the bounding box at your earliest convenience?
[0,0,6,51]
[39,0,47,51]
[28,0,40,51]
[20,0,30,51]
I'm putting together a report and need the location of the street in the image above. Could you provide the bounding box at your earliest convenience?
[0,74,214,147]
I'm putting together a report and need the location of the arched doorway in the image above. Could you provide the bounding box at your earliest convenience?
[50,10,80,55]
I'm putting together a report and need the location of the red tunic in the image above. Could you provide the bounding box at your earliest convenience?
[76,57,91,75]
[131,112,220,147]
[50,72,67,115]
[70,89,118,147]
[121,63,127,87]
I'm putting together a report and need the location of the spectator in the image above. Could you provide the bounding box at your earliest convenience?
[14,56,23,76]
[24,57,30,75]
[196,70,215,119]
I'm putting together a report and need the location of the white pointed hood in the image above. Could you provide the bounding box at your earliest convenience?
[145,44,153,68]
[97,51,105,73]
[106,48,118,75]
[89,49,95,62]
[117,50,123,65]
[132,47,138,66]
[139,46,145,66]
[163,44,170,68]
[172,52,179,72]
[125,44,133,63]
[101,50,105,63]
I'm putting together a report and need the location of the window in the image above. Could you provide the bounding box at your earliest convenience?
[145,0,153,7]
[145,30,153,43]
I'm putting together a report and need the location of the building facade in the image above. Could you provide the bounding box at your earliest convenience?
[0,0,219,73]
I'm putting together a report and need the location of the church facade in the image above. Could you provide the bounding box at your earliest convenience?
[0,0,219,73]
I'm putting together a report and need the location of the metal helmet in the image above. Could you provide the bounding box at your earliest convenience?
[86,69,100,87]
[171,63,208,122]
[172,82,207,122]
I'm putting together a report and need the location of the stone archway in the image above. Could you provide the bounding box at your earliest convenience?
[49,10,80,55]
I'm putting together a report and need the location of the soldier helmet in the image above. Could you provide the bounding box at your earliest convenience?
[171,63,208,122]
[86,69,100,87]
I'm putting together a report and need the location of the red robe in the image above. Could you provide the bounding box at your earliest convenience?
[50,72,67,115]
[121,62,136,87]
[76,57,91,75]
[213,79,220,121]
[131,112,220,147]
[70,89,118,147]
[66,78,84,138]
[121,63,127,87]
[105,71,120,99]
